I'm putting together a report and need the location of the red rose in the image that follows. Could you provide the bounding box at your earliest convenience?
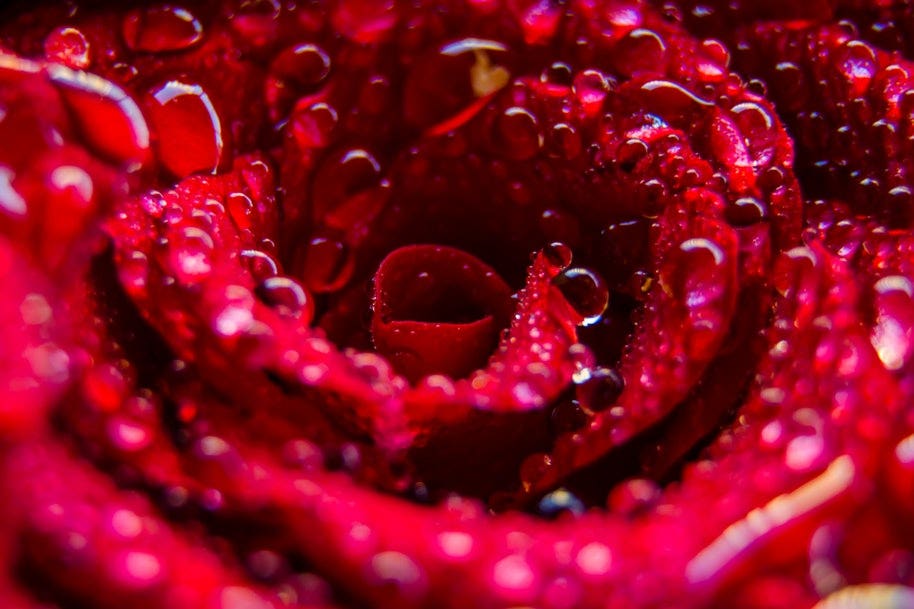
[0,1,913,608]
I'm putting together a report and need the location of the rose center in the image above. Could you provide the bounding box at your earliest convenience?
[371,244,513,383]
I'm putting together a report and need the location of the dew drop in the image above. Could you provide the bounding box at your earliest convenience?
[575,366,624,414]
[146,80,224,178]
[331,0,397,44]
[255,276,314,322]
[614,29,666,77]
[297,235,355,294]
[549,399,587,435]
[872,275,914,372]
[240,248,279,281]
[551,267,609,326]
[290,103,338,149]
[606,478,660,516]
[573,70,610,115]
[661,238,727,309]
[836,40,877,97]
[495,106,541,161]
[122,5,204,53]
[537,488,585,518]
[48,65,150,166]
[267,43,332,120]
[168,226,214,284]
[542,241,572,274]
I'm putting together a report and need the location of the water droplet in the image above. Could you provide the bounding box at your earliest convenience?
[290,102,338,149]
[575,366,623,413]
[575,542,613,576]
[107,417,152,451]
[48,65,150,166]
[331,0,397,44]
[771,61,807,111]
[725,196,768,227]
[551,267,609,326]
[369,551,426,597]
[243,551,283,584]
[312,148,387,229]
[549,122,582,159]
[606,478,660,515]
[297,235,355,293]
[637,80,712,125]
[872,275,914,371]
[122,5,204,53]
[661,238,728,310]
[240,248,279,281]
[616,138,649,170]
[255,276,314,322]
[267,43,331,120]
[836,40,877,97]
[281,439,323,470]
[537,488,585,518]
[493,554,537,594]
[542,242,572,274]
[168,226,213,284]
[495,106,541,161]
[540,61,573,89]
[146,80,223,178]
[549,399,587,435]
[614,29,666,77]
[573,70,610,115]
[511,0,564,44]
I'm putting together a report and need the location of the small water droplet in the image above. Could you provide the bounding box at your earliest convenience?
[542,242,572,274]
[168,226,214,284]
[537,488,585,518]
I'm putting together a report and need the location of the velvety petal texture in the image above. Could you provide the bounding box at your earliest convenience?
[0,1,913,608]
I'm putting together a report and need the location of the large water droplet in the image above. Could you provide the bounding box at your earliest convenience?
[297,235,355,293]
[872,275,914,371]
[146,80,224,178]
[614,29,667,77]
[122,5,204,53]
[48,65,150,167]
[255,275,314,322]
[266,43,331,120]
[551,267,609,326]
[575,366,624,414]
